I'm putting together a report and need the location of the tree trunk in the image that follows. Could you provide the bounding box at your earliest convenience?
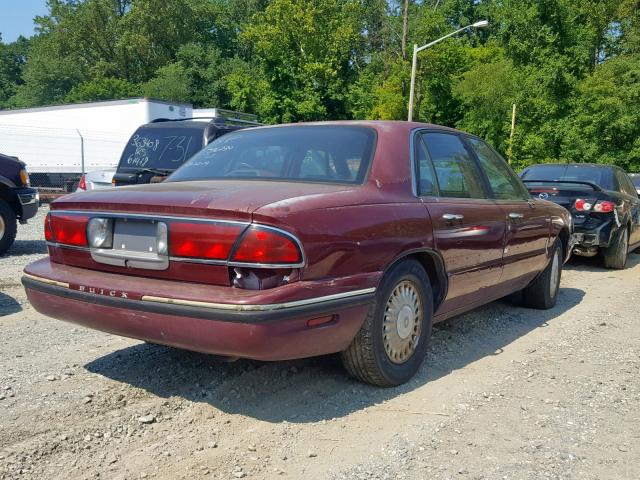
[402,0,410,60]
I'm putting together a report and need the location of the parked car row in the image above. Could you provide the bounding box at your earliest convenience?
[9,120,640,387]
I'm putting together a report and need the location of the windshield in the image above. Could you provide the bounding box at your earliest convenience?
[118,127,204,171]
[520,165,614,191]
[167,126,375,185]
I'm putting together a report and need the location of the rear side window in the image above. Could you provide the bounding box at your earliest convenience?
[616,170,638,197]
[415,135,437,195]
[466,137,527,200]
[119,127,204,171]
[422,133,486,199]
[168,126,375,185]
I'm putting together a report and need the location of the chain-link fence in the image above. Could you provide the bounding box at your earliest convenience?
[0,124,128,196]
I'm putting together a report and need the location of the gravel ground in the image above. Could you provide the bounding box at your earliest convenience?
[1,206,639,479]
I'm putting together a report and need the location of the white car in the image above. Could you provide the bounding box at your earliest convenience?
[76,170,116,191]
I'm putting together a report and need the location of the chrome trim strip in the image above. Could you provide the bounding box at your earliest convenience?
[141,287,376,312]
[23,273,69,288]
[46,241,90,252]
[48,210,252,227]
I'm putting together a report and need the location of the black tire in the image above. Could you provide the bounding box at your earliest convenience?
[603,227,629,269]
[522,241,562,310]
[0,200,17,256]
[341,259,433,387]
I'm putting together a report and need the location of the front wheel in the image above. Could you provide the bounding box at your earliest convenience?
[603,227,628,269]
[341,259,433,387]
[522,241,562,310]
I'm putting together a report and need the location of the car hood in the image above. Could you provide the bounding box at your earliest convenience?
[52,179,356,221]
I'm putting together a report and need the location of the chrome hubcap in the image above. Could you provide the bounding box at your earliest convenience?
[549,249,560,297]
[0,215,5,241]
[383,280,423,364]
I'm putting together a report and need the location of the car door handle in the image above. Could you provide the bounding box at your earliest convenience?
[442,213,464,221]
[508,212,524,220]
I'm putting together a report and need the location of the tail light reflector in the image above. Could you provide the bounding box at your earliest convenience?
[169,222,243,260]
[593,200,615,213]
[231,227,302,265]
[44,214,53,242]
[78,175,87,191]
[48,213,89,246]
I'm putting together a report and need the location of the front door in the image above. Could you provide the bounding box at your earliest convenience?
[415,132,506,317]
[463,137,550,289]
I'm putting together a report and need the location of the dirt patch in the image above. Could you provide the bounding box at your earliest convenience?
[1,207,639,479]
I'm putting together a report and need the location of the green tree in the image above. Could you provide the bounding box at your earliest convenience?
[561,55,640,171]
[240,0,364,122]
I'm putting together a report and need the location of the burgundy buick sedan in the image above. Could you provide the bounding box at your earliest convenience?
[23,121,572,386]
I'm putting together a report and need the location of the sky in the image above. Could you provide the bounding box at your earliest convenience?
[0,0,48,43]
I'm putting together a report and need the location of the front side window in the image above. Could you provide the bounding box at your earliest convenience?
[466,137,527,200]
[422,132,486,199]
[168,126,375,184]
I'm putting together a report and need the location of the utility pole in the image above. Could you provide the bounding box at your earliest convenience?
[507,103,516,164]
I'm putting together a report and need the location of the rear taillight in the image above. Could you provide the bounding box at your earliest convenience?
[169,222,244,260]
[47,213,89,246]
[77,175,87,191]
[574,198,594,211]
[593,200,615,213]
[231,227,302,265]
[575,198,616,213]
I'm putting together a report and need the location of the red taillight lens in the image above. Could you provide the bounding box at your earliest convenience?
[169,222,243,260]
[48,213,89,246]
[232,227,302,264]
[574,198,593,211]
[593,200,615,213]
[78,175,87,191]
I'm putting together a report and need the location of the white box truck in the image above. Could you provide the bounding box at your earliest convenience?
[0,98,192,192]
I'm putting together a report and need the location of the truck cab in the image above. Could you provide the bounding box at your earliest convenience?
[112,112,260,187]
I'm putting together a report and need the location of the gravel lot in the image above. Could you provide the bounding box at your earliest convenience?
[1,206,639,480]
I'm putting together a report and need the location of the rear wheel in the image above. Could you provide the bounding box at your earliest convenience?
[341,259,433,387]
[603,227,628,269]
[0,200,17,256]
[522,241,562,310]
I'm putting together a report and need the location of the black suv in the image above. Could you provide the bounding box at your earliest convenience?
[521,163,640,269]
[113,115,260,186]
[0,153,39,255]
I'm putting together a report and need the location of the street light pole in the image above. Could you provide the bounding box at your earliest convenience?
[407,20,489,122]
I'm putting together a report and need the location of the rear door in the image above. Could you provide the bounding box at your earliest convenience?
[416,131,506,316]
[464,137,550,289]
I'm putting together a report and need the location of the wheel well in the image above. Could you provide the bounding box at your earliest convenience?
[386,250,447,312]
[558,227,570,258]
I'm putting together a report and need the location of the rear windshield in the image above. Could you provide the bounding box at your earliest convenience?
[118,127,204,171]
[630,175,640,188]
[520,165,614,191]
[167,126,375,185]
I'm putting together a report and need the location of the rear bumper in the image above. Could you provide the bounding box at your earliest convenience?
[573,217,616,251]
[22,260,377,361]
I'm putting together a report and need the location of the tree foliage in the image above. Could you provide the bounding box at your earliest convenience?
[0,0,638,170]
